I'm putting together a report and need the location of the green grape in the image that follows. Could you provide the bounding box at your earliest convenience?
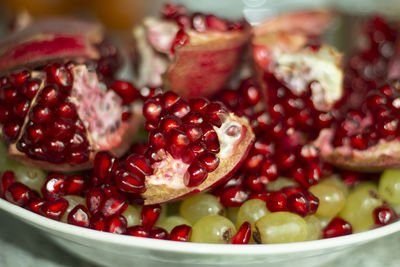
[320,176,349,196]
[156,216,191,232]
[309,183,346,217]
[0,141,19,172]
[190,215,236,244]
[266,177,298,191]
[180,193,225,224]
[236,199,269,229]
[254,212,308,244]
[159,203,168,220]
[61,195,85,223]
[339,182,383,233]
[379,169,400,205]
[166,201,182,216]
[305,215,322,241]
[226,207,239,223]
[122,205,141,227]
[13,164,47,193]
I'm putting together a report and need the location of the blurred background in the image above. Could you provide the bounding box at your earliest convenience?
[0,0,399,32]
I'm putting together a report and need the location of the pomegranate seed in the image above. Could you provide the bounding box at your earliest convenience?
[183,111,204,125]
[322,217,353,238]
[110,80,138,104]
[198,152,220,172]
[20,78,40,99]
[30,105,52,123]
[58,102,77,119]
[175,14,191,28]
[286,192,310,217]
[158,115,181,133]
[65,175,86,195]
[161,91,181,109]
[219,186,248,207]
[27,198,45,213]
[342,171,363,188]
[5,182,32,206]
[2,121,21,141]
[50,119,73,139]
[45,63,72,90]
[126,225,149,237]
[244,174,265,192]
[192,13,207,32]
[38,85,61,107]
[260,159,278,182]
[205,102,227,127]
[26,124,45,144]
[205,15,228,31]
[374,206,398,226]
[101,193,128,217]
[149,227,169,240]
[86,187,104,215]
[90,213,106,231]
[167,129,190,158]
[201,123,219,147]
[106,215,127,234]
[125,154,153,178]
[184,160,208,187]
[141,204,162,230]
[249,191,271,202]
[143,99,162,123]
[181,124,202,143]
[41,173,67,200]
[93,151,118,185]
[13,99,30,118]
[68,205,90,228]
[39,198,69,221]
[267,191,287,212]
[189,98,209,113]
[114,168,145,194]
[171,29,189,54]
[169,224,192,242]
[10,70,30,87]
[231,222,251,244]
[170,99,190,118]
[0,171,15,198]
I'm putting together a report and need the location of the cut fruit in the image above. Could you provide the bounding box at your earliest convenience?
[132,4,248,98]
[117,91,254,205]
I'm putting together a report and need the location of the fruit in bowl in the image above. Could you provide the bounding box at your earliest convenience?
[0,4,400,260]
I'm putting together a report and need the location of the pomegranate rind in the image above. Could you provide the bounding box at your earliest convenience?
[314,129,400,172]
[142,115,255,205]
[0,18,104,73]
[132,17,248,99]
[252,10,343,112]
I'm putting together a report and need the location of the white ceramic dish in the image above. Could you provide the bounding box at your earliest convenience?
[1,197,400,267]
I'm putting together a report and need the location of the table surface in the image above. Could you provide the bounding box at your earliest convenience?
[0,209,399,267]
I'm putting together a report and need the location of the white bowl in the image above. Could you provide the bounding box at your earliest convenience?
[1,197,400,267]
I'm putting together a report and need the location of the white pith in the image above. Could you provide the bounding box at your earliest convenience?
[271,45,343,111]
[146,114,244,189]
[70,65,123,150]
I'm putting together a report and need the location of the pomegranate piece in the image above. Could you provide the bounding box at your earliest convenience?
[4,182,32,206]
[231,221,251,244]
[67,204,90,228]
[169,224,192,242]
[0,18,142,172]
[130,91,254,205]
[322,217,353,239]
[39,198,69,221]
[252,10,343,113]
[105,215,127,234]
[314,82,400,171]
[132,4,248,98]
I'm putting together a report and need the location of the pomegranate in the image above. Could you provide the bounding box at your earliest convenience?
[132,3,248,98]
[0,18,142,171]
[115,91,254,205]
[252,10,343,112]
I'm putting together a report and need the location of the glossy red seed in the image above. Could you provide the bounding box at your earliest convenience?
[30,105,52,123]
[39,198,69,221]
[189,98,209,113]
[68,204,90,228]
[41,173,68,200]
[50,119,72,139]
[248,191,270,202]
[10,70,30,87]
[167,129,190,158]
[21,79,40,100]
[322,217,353,238]
[101,193,128,217]
[231,222,251,244]
[141,204,162,230]
[161,91,181,110]
[259,159,278,182]
[86,187,104,215]
[105,215,127,234]
[110,80,138,104]
[26,124,45,144]
[198,152,220,172]
[38,85,61,106]
[148,130,166,149]
[192,13,207,32]
[175,14,191,28]
[2,121,21,141]
[149,227,169,240]
[219,186,248,207]
[93,151,118,185]
[169,224,192,242]
[90,213,106,231]
[143,99,162,123]
[27,198,45,213]
[158,115,181,133]
[374,206,398,226]
[58,102,77,119]
[244,174,265,192]
[125,153,153,178]
[0,171,15,198]
[267,191,287,212]
[13,99,30,118]
[201,123,219,146]
[205,15,228,31]
[0,105,10,124]
[184,160,208,187]
[126,225,149,237]
[170,99,190,118]
[45,63,72,90]
[286,192,310,217]
[65,175,86,195]
[114,168,145,194]
[205,102,227,127]
[4,182,32,206]
[171,29,189,54]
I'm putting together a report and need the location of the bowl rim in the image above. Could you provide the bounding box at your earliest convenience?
[1,197,399,255]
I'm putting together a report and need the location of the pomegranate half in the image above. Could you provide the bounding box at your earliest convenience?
[0,18,142,171]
